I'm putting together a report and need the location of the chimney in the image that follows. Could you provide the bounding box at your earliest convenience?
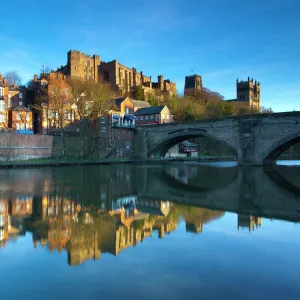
[0,74,2,82]
[3,78,7,85]
[34,74,38,82]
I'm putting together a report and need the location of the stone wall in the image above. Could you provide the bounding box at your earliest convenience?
[52,136,88,157]
[0,134,53,161]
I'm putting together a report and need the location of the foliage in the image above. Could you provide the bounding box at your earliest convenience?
[133,85,145,101]
[160,87,261,122]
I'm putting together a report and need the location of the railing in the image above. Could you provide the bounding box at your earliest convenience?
[112,123,135,128]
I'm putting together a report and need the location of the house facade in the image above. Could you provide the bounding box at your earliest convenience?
[28,72,73,134]
[0,73,33,133]
[134,105,173,126]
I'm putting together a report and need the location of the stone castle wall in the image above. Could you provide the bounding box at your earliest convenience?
[60,50,176,97]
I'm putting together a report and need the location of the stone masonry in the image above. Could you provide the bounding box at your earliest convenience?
[132,111,300,165]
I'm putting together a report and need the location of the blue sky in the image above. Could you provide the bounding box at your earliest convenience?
[0,0,299,112]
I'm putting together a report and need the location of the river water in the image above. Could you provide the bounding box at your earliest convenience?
[0,162,300,300]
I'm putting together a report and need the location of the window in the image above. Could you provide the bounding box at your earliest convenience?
[21,123,25,130]
[41,81,47,86]
[16,113,21,120]
[19,92,23,99]
[65,88,69,95]
[136,116,139,120]
[0,100,6,111]
[125,140,131,149]
[150,115,154,120]
[101,126,107,133]
[125,108,129,114]
[0,115,5,122]
[166,115,169,120]
[145,115,149,120]
[162,114,165,119]
[19,101,23,106]
[51,87,55,93]
[0,88,4,97]
[155,114,159,119]
[140,116,144,120]
[0,215,4,227]
[16,123,20,130]
[8,100,12,108]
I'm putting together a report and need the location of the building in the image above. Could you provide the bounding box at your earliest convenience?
[0,73,32,133]
[237,214,262,231]
[0,76,9,132]
[98,97,136,158]
[130,100,151,112]
[8,106,33,132]
[184,74,202,97]
[28,72,73,134]
[186,221,203,234]
[57,50,177,99]
[134,105,173,125]
[227,77,260,111]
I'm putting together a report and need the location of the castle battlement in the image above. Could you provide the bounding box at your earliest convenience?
[59,50,176,97]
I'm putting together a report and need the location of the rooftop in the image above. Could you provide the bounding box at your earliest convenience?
[134,105,166,116]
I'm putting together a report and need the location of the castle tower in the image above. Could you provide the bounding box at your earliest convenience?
[184,74,202,97]
[67,50,101,82]
[236,77,260,111]
[158,75,164,91]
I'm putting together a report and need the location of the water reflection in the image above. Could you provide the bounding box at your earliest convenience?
[0,162,299,267]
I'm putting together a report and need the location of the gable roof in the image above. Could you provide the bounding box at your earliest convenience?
[131,100,151,109]
[12,105,31,112]
[114,97,126,105]
[134,105,166,116]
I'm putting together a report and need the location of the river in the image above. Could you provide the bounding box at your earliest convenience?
[0,162,300,300]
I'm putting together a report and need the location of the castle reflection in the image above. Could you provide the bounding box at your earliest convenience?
[0,192,264,266]
[2,162,299,265]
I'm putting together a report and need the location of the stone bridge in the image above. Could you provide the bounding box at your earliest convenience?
[133,112,300,165]
[135,164,300,222]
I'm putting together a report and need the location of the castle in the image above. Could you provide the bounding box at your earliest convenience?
[57,50,177,98]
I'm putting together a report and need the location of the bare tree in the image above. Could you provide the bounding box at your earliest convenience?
[67,77,117,158]
[40,65,51,75]
[4,70,22,85]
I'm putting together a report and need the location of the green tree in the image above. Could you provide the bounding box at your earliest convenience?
[134,85,145,101]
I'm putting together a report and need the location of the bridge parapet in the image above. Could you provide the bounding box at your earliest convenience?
[132,112,300,165]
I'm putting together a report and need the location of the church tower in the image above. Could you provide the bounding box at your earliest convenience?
[236,77,260,111]
[184,74,202,97]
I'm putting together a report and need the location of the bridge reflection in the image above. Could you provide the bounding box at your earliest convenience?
[0,163,299,265]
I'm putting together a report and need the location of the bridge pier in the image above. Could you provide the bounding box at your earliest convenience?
[238,119,264,166]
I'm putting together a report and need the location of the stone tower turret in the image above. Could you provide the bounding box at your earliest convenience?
[67,50,101,82]
[236,77,260,111]
[158,75,164,91]
[184,74,202,97]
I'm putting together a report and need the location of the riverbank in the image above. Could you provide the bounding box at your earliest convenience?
[0,156,236,169]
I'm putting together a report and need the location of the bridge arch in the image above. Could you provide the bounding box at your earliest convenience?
[148,130,238,158]
[263,132,300,164]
